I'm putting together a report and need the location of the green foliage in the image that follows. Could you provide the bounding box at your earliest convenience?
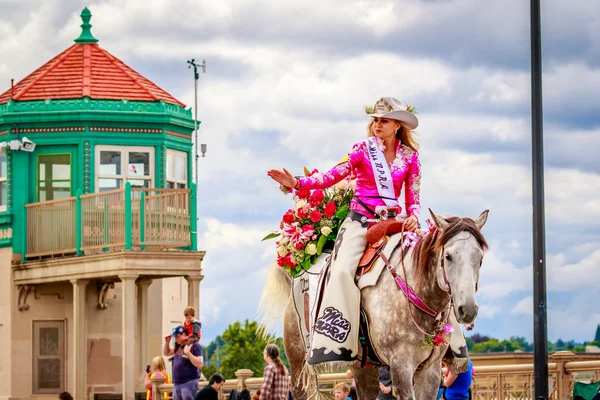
[595,324,600,342]
[200,320,288,378]
[471,338,525,354]
[219,320,271,378]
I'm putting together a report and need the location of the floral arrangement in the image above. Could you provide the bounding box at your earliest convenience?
[365,103,416,115]
[422,320,455,349]
[264,174,354,277]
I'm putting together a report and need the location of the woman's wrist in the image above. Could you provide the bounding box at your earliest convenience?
[293,178,300,189]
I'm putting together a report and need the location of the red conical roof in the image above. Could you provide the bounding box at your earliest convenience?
[0,43,186,106]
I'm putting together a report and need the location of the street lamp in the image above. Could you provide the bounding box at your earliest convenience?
[187,58,207,184]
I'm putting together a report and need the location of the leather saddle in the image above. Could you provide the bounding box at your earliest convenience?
[357,219,404,276]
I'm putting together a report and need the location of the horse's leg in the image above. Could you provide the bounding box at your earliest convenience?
[413,365,442,400]
[388,359,417,400]
[351,365,379,400]
[284,302,308,400]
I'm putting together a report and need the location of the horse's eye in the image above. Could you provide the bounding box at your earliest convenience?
[445,254,452,262]
[479,259,483,268]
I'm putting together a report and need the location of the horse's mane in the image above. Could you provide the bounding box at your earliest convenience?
[411,217,488,287]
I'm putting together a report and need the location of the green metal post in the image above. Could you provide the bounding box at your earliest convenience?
[190,182,197,251]
[103,197,109,252]
[21,204,27,263]
[124,182,132,250]
[76,189,82,255]
[140,191,146,250]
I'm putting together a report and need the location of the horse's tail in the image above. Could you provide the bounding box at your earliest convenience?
[257,259,292,338]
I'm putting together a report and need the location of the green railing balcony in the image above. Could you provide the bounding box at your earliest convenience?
[24,183,195,259]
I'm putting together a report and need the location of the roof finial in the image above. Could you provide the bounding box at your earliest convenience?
[75,7,98,44]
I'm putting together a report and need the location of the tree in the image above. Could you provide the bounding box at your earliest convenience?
[595,324,600,342]
[469,334,491,344]
[555,338,565,350]
[219,319,273,378]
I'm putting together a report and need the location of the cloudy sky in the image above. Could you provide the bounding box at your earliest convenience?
[1,0,599,344]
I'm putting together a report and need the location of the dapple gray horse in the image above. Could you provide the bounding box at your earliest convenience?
[260,209,488,400]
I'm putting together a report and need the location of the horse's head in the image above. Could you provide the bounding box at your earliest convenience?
[428,209,489,325]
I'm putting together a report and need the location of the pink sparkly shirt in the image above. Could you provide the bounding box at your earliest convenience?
[297,140,421,218]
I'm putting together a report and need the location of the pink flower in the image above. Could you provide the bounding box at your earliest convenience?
[324,201,336,218]
[309,210,322,223]
[433,335,446,347]
[312,235,317,240]
[442,324,454,335]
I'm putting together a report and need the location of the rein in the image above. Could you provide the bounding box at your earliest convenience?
[382,225,451,337]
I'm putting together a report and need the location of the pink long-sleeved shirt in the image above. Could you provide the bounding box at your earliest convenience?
[297,140,421,218]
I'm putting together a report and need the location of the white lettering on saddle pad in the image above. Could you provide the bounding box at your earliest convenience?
[314,307,351,343]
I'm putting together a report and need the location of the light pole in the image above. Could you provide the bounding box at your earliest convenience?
[187,59,206,251]
[187,58,207,186]
[530,0,548,398]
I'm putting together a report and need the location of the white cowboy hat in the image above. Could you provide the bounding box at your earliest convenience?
[366,97,418,130]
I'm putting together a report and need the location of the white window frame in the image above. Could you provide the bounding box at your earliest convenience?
[0,149,7,212]
[166,149,188,189]
[32,319,66,394]
[95,145,155,191]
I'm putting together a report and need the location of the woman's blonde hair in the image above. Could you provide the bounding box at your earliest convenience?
[367,119,419,153]
[152,356,167,375]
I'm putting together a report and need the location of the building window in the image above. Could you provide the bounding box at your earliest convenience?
[0,150,6,211]
[96,146,154,192]
[167,149,187,189]
[37,154,72,202]
[33,320,65,394]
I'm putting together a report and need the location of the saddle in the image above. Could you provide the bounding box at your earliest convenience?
[357,219,404,276]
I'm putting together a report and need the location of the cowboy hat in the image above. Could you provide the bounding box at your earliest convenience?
[366,97,418,130]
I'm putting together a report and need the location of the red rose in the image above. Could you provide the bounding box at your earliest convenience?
[324,201,336,218]
[297,207,308,219]
[309,210,322,223]
[277,256,285,267]
[309,190,325,206]
[282,210,294,225]
[295,241,306,250]
[284,255,295,268]
[296,189,311,199]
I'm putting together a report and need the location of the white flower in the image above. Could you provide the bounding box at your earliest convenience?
[295,199,307,209]
[279,236,290,245]
[320,226,333,236]
[276,246,289,257]
[306,243,317,255]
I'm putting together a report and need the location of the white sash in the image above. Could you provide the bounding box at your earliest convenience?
[365,137,398,207]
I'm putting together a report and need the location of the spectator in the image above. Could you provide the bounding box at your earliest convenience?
[58,393,73,400]
[260,344,289,400]
[195,373,225,400]
[344,370,357,400]
[145,356,171,400]
[443,357,473,400]
[333,383,351,400]
[378,366,396,400]
[252,389,261,400]
[163,326,203,400]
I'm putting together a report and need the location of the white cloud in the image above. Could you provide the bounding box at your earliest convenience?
[511,296,533,316]
[479,304,502,318]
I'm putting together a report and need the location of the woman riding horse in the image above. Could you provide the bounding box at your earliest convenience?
[268,96,422,365]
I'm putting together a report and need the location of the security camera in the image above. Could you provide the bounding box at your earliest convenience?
[20,137,36,152]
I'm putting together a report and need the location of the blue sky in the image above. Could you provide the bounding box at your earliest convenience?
[1,0,599,344]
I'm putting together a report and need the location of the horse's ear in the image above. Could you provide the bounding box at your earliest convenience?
[475,210,489,230]
[428,208,449,230]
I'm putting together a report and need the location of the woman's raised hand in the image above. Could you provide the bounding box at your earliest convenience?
[267,168,297,188]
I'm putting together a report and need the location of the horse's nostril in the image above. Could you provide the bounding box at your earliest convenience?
[458,306,465,319]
